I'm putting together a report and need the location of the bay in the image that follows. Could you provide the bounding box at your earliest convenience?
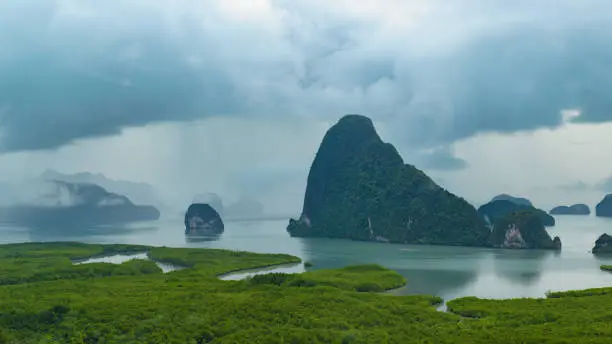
[2,214,612,301]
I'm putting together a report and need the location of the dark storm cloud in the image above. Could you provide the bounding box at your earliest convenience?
[439,26,612,143]
[0,1,248,151]
[387,14,612,147]
[2,0,612,152]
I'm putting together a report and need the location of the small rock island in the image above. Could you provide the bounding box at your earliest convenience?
[478,200,555,227]
[287,114,490,246]
[596,195,612,217]
[592,234,612,254]
[550,204,590,215]
[184,203,224,235]
[489,210,561,250]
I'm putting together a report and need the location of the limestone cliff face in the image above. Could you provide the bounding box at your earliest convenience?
[489,210,561,250]
[501,224,527,249]
[184,203,224,235]
[287,115,490,246]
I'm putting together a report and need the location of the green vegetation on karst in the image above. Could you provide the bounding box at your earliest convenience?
[0,242,611,343]
[288,114,490,247]
[478,199,556,227]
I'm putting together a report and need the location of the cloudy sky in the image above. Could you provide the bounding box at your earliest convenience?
[1,0,612,213]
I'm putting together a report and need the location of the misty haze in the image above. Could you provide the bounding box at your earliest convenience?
[1,1,612,343]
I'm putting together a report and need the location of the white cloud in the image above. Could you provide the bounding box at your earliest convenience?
[1,0,612,213]
[446,122,612,207]
[3,0,612,151]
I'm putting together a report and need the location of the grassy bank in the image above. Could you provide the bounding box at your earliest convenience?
[0,242,609,343]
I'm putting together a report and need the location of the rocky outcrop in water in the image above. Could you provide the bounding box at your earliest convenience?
[491,194,533,207]
[0,181,160,226]
[287,114,490,246]
[184,203,224,235]
[489,210,561,250]
[553,237,562,250]
[550,204,590,215]
[592,234,612,254]
[478,200,555,227]
[596,195,612,217]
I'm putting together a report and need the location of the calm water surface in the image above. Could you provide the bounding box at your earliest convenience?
[74,253,184,273]
[2,215,612,301]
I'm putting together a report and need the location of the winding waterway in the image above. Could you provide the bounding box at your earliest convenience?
[74,253,184,273]
[2,214,612,301]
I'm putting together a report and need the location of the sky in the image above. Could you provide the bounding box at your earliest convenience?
[1,0,612,213]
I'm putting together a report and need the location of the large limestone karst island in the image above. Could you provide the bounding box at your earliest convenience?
[287,115,490,246]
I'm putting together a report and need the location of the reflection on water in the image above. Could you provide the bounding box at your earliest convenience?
[219,263,305,280]
[74,252,148,264]
[492,249,555,285]
[185,233,222,243]
[2,214,612,301]
[22,222,158,243]
[74,252,183,273]
[387,268,477,297]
